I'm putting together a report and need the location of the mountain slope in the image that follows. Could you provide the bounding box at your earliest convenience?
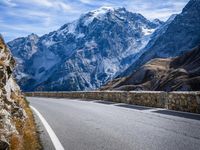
[120,0,200,77]
[8,7,162,91]
[101,45,200,91]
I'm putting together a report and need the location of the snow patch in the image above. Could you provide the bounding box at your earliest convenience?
[84,6,114,26]
[91,6,114,18]
[43,40,56,48]
[85,40,97,48]
[77,33,85,38]
[68,21,77,34]
[142,27,155,36]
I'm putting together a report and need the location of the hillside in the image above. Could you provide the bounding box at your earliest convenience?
[120,0,200,77]
[101,45,200,91]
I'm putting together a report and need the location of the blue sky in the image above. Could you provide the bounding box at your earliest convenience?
[0,0,189,42]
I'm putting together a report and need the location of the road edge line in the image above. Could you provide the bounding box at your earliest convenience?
[30,105,65,150]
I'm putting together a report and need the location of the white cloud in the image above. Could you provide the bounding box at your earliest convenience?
[0,0,190,41]
[24,0,53,7]
[54,1,72,12]
[0,0,16,7]
[79,0,93,4]
[17,0,72,12]
[125,0,189,20]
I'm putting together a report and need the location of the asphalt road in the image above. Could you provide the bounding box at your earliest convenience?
[28,97,200,150]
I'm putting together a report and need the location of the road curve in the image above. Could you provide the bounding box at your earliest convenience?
[28,97,200,150]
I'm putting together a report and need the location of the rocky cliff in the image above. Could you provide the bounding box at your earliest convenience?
[102,45,200,91]
[0,35,40,149]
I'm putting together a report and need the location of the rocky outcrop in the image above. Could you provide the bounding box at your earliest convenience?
[0,35,40,149]
[102,45,200,91]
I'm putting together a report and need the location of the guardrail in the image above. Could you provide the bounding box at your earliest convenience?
[25,91,200,114]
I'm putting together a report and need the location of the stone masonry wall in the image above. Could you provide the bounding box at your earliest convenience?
[25,91,200,114]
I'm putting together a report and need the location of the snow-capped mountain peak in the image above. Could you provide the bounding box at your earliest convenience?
[82,6,115,26]
[8,7,162,91]
[91,6,114,15]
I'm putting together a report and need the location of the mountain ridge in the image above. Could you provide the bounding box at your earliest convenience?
[120,0,200,77]
[8,7,162,91]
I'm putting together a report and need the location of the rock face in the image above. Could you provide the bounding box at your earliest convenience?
[8,7,162,91]
[102,45,200,91]
[0,35,40,150]
[121,0,200,77]
[0,35,25,149]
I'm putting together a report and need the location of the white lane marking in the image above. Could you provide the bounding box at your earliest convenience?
[30,106,65,150]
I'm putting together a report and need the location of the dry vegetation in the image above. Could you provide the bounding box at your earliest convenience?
[102,45,200,91]
[10,93,42,150]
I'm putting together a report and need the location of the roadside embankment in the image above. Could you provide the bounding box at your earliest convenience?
[0,35,41,150]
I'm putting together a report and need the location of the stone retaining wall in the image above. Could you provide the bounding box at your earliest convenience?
[25,91,200,114]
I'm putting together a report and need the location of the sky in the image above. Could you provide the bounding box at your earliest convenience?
[0,0,190,42]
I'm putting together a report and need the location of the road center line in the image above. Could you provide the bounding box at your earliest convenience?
[30,105,65,150]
